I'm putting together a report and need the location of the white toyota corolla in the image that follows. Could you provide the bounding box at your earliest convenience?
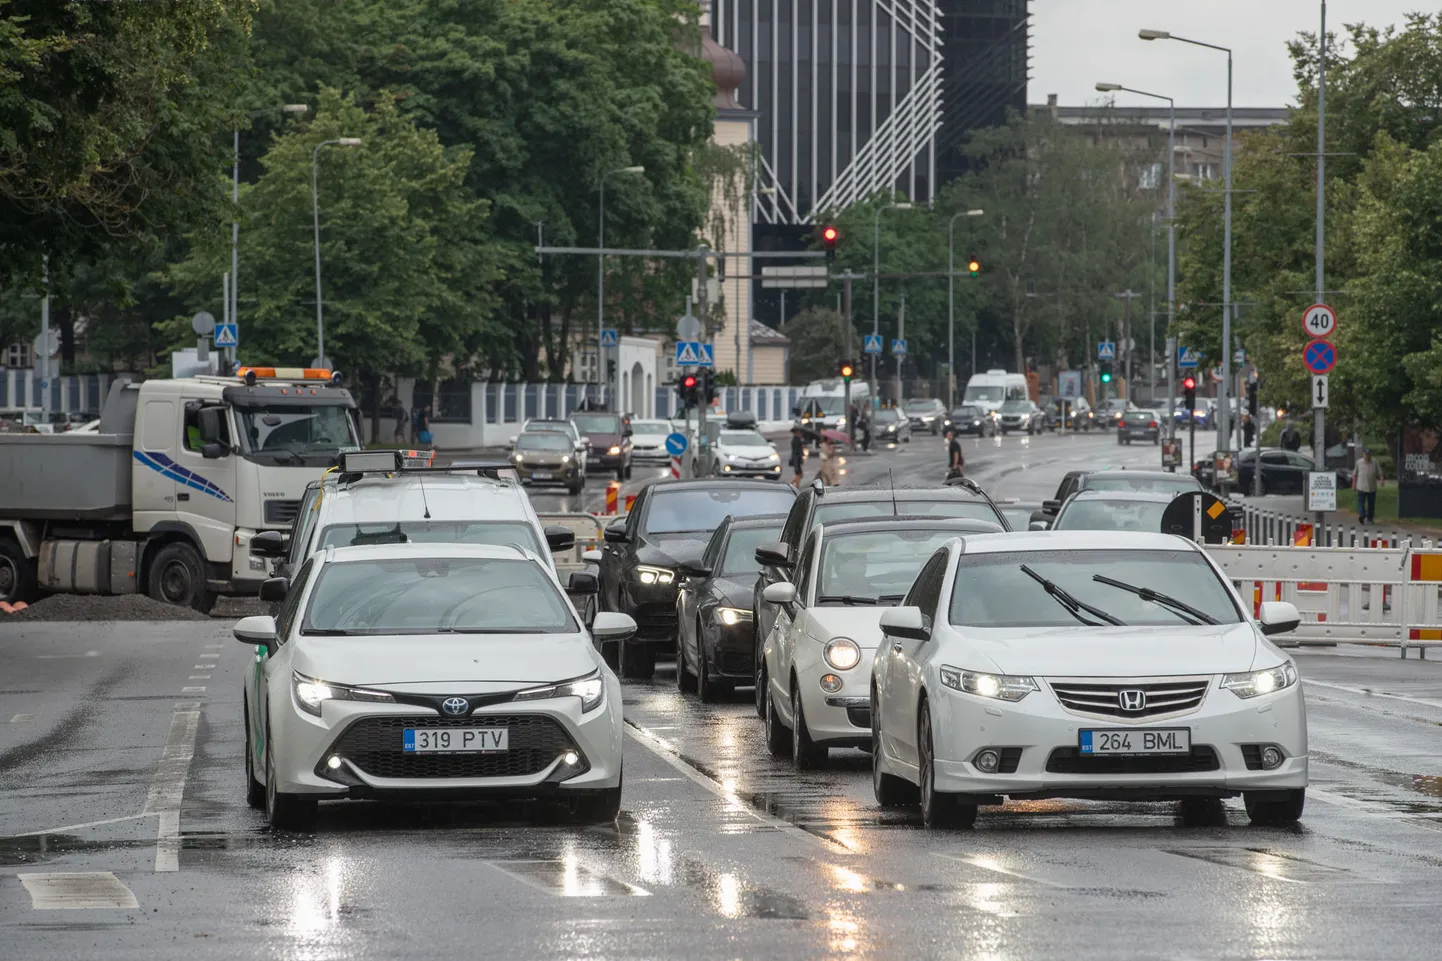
[871,531,1307,828]
[235,543,635,830]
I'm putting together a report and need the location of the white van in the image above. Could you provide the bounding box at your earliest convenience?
[962,369,1029,415]
[797,378,871,431]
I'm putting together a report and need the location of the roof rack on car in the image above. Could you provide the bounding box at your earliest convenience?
[334,450,518,484]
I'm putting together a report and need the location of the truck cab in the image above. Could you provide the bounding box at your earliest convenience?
[962,369,1029,417]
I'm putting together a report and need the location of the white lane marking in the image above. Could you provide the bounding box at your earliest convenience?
[939,854,1074,888]
[623,722,842,852]
[1306,678,1442,711]
[193,665,214,670]
[189,675,210,680]
[143,706,200,872]
[19,872,139,910]
[10,814,153,838]
[181,686,206,693]
[7,714,33,723]
[33,651,100,660]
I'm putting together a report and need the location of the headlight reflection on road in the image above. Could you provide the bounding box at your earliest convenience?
[287,856,347,938]
[716,872,742,918]
[634,818,675,886]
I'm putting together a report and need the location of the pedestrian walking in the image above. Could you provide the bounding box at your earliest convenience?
[417,406,434,448]
[818,436,841,486]
[1354,449,1383,524]
[945,427,965,481]
[788,424,807,489]
[1280,421,1302,452]
[393,404,407,444]
[1242,414,1256,449]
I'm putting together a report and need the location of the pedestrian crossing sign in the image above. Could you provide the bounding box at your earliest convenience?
[675,341,701,365]
[213,323,238,349]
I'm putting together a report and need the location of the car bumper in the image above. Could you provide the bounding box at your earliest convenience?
[927,679,1307,800]
[515,465,580,486]
[624,582,681,643]
[1121,428,1159,440]
[587,452,627,471]
[270,678,624,799]
[632,447,670,461]
[794,645,878,747]
[707,618,758,680]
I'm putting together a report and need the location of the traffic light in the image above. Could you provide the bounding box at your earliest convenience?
[677,373,698,409]
[967,254,981,277]
[1183,375,1197,411]
[821,225,839,261]
[840,359,854,383]
[701,368,718,404]
[1099,361,1113,385]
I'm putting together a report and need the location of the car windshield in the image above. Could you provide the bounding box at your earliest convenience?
[633,421,670,435]
[1084,474,1200,494]
[720,430,767,447]
[527,422,571,434]
[236,404,359,463]
[721,526,784,575]
[949,550,1241,627]
[1124,411,1155,423]
[571,413,622,435]
[904,400,937,412]
[516,432,571,452]
[645,487,796,535]
[874,409,902,422]
[318,521,543,557]
[804,397,846,415]
[814,499,1003,528]
[1052,499,1170,533]
[964,385,1005,403]
[1000,400,1032,412]
[302,557,576,634]
[818,529,960,604]
[952,407,982,419]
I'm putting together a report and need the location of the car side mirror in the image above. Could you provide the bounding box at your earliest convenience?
[197,406,223,444]
[200,442,226,459]
[545,526,576,552]
[1028,520,1050,532]
[880,606,930,641]
[763,582,797,605]
[592,611,637,640]
[603,525,629,544]
[568,571,600,594]
[250,530,288,557]
[676,559,711,579]
[581,549,603,563]
[754,542,791,568]
[1258,601,1301,636]
[258,576,289,603]
[234,614,277,645]
[1042,499,1061,514]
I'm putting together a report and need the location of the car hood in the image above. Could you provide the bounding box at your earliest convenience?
[713,576,756,607]
[952,622,1261,677]
[638,533,711,568]
[293,634,598,687]
[633,433,669,446]
[721,444,778,459]
[806,607,894,647]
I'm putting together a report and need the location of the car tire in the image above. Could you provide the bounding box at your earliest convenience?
[791,684,827,769]
[265,719,317,832]
[675,629,696,693]
[147,541,216,613]
[624,461,633,480]
[871,687,919,807]
[620,638,655,680]
[918,703,977,830]
[1244,788,1305,826]
[243,698,264,811]
[615,464,625,481]
[0,536,36,605]
[932,424,939,436]
[764,676,792,758]
[571,774,624,824]
[754,653,768,719]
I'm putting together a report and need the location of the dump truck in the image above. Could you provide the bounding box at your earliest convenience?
[0,367,360,611]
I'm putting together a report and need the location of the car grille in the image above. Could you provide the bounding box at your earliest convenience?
[264,499,299,525]
[1045,746,1219,775]
[633,602,677,639]
[1048,678,1210,720]
[328,714,576,780]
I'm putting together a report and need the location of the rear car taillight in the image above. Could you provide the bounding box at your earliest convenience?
[1149,421,1157,428]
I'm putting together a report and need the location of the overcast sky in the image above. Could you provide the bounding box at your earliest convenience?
[1031,0,1425,108]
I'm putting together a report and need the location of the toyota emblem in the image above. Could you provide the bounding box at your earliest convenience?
[441,697,470,716]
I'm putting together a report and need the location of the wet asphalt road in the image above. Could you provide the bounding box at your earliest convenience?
[6,431,1442,960]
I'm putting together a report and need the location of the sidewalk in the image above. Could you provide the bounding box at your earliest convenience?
[1230,491,1442,543]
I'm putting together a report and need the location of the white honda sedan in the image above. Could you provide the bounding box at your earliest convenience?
[871,531,1307,828]
[235,543,635,830]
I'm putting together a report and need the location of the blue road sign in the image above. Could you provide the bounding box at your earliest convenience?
[697,344,715,368]
[213,322,238,349]
[1097,341,1116,360]
[1177,346,1201,369]
[665,432,689,456]
[599,328,618,348]
[1303,339,1336,374]
[891,338,907,356]
[863,334,883,355]
[675,341,701,365]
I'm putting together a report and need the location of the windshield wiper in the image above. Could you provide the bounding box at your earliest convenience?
[1019,564,1122,627]
[1091,574,1219,625]
[301,628,359,636]
[817,594,879,606]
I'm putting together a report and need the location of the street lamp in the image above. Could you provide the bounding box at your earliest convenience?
[312,136,363,367]
[1140,27,1234,453]
[947,209,985,408]
[1096,81,1176,431]
[596,165,646,399]
[872,199,913,397]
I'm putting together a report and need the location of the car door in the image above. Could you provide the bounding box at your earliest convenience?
[253,557,313,772]
[601,488,645,611]
[769,535,815,718]
[682,524,726,668]
[757,490,812,642]
[1259,451,1292,493]
[1285,452,1315,494]
[882,551,948,768]
[277,481,322,583]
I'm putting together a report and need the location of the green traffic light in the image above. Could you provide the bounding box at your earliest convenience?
[1100,372,1112,384]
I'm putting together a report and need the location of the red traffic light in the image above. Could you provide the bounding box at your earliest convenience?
[1182,376,1196,390]
[683,375,697,389]
[822,225,839,245]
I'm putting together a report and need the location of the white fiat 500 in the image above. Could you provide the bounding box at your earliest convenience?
[235,543,635,830]
[759,517,1003,768]
[871,531,1307,828]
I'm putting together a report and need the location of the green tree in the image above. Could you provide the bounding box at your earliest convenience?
[782,307,861,385]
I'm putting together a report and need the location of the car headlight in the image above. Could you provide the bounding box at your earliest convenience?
[514,670,605,713]
[717,606,752,626]
[637,565,675,586]
[938,666,1038,702]
[823,637,862,671]
[561,455,571,464]
[836,416,846,426]
[513,453,524,462]
[292,670,395,717]
[1221,662,1297,699]
[608,445,622,455]
[767,452,780,462]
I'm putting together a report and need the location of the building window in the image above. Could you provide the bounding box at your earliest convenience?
[2,342,30,368]
[575,348,598,382]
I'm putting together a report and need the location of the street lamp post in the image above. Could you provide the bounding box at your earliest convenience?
[596,165,646,404]
[312,137,363,367]
[872,199,912,400]
[947,209,985,408]
[1140,28,1233,454]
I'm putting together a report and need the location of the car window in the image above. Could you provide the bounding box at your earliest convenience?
[1052,499,1170,533]
[721,526,783,575]
[644,487,796,535]
[1083,474,1200,495]
[517,432,572,452]
[949,549,1241,627]
[1261,452,1290,465]
[1055,474,1079,501]
[813,500,998,528]
[701,523,728,571]
[793,535,819,606]
[303,556,576,634]
[624,488,648,539]
[288,485,324,568]
[720,430,767,446]
[780,491,813,559]
[816,529,962,604]
[317,521,543,556]
[903,550,949,622]
[571,413,623,435]
[633,421,670,434]
[874,409,903,422]
[275,559,315,642]
[1286,453,1314,469]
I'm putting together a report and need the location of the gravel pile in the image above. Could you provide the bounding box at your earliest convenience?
[5,594,211,622]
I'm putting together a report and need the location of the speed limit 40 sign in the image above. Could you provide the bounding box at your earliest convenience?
[1303,303,1337,339]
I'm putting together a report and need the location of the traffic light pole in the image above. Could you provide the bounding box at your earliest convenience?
[842,272,856,451]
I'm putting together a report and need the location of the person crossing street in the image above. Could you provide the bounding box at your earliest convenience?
[945,427,965,481]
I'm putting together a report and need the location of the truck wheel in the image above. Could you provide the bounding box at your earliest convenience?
[0,538,37,605]
[148,542,216,613]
